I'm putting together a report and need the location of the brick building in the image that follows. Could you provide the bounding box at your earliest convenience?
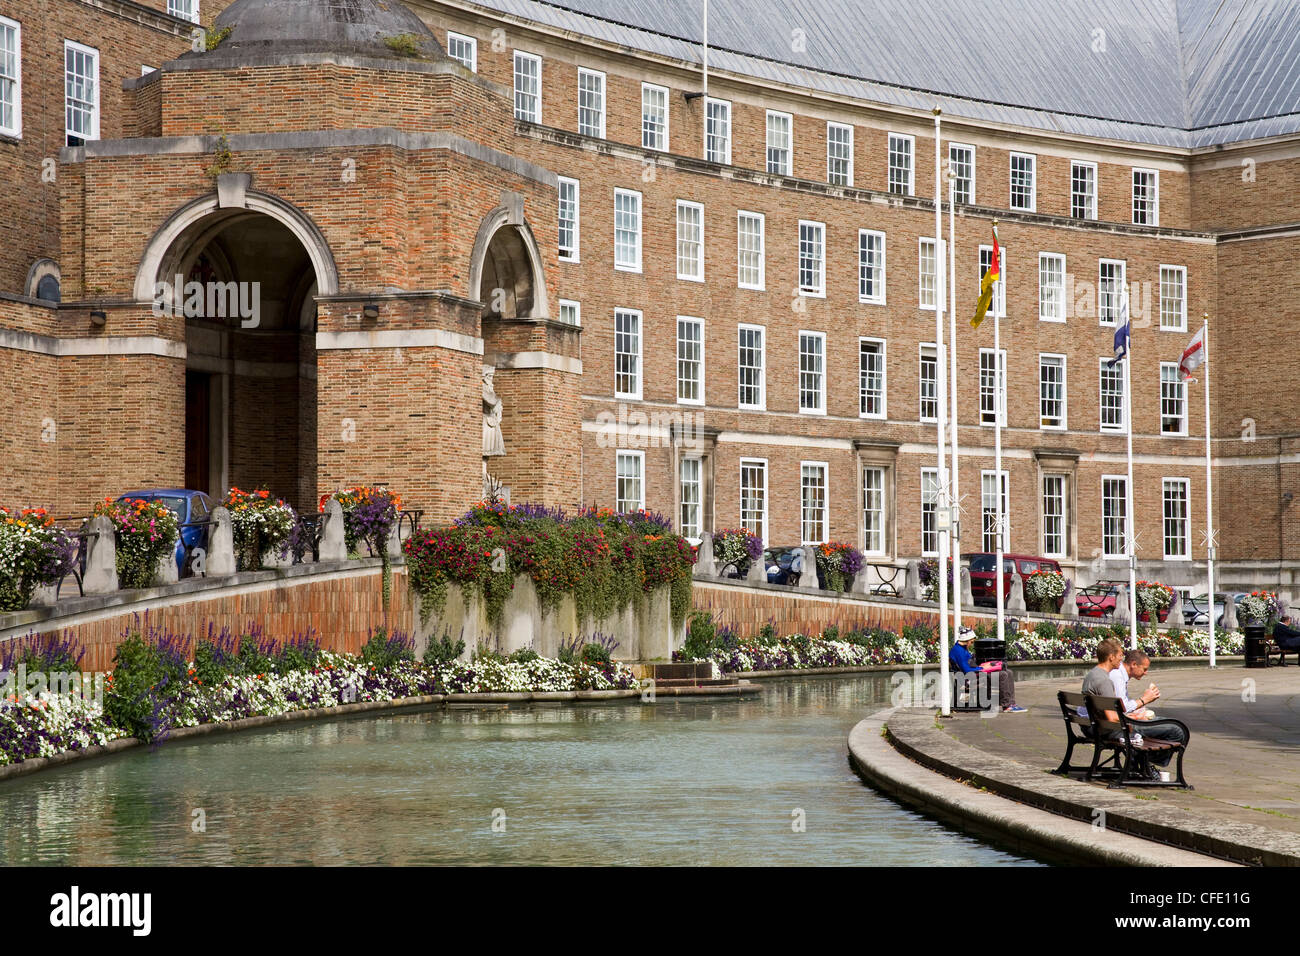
[1,0,1298,597]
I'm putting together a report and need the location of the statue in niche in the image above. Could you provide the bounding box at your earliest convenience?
[483,365,506,458]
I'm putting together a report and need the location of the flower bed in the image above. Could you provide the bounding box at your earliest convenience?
[678,612,1245,673]
[0,507,76,611]
[405,501,695,630]
[0,624,640,767]
[91,497,179,590]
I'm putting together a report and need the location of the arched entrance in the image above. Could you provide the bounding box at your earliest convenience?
[468,206,549,320]
[138,194,337,512]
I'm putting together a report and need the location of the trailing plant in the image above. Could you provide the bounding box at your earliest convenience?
[0,507,76,612]
[223,487,295,571]
[815,542,864,593]
[90,497,179,590]
[1024,568,1065,613]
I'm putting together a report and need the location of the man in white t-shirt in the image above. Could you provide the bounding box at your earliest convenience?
[1111,649,1188,776]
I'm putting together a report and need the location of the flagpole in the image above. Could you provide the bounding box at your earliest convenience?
[1124,285,1139,651]
[993,220,1005,648]
[933,108,950,717]
[947,147,962,641]
[1202,315,1216,667]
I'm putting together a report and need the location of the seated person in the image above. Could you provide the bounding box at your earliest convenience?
[1273,615,1300,651]
[950,626,1024,713]
[1111,649,1188,779]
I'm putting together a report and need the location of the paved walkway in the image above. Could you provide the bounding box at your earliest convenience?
[943,663,1300,837]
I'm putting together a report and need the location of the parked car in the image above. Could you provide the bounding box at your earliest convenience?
[1076,580,1173,622]
[765,546,804,586]
[116,489,214,577]
[963,553,1063,609]
[1182,592,1247,627]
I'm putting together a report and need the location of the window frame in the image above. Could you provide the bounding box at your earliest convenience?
[1160,362,1188,437]
[641,82,669,151]
[858,336,886,420]
[737,323,766,411]
[1162,477,1191,560]
[1132,167,1160,226]
[1101,475,1128,560]
[1099,358,1126,432]
[798,330,827,415]
[679,457,703,540]
[577,67,606,139]
[887,132,915,196]
[64,39,99,146]
[1038,352,1067,430]
[613,187,642,273]
[739,457,769,544]
[676,315,705,406]
[446,31,477,71]
[1009,151,1036,211]
[557,298,581,327]
[800,460,830,546]
[827,121,854,186]
[858,228,885,304]
[919,342,939,424]
[616,450,646,513]
[797,219,826,297]
[614,307,643,400]
[512,50,542,123]
[0,16,20,139]
[1159,264,1187,332]
[1098,258,1126,327]
[1038,252,1066,323]
[1041,473,1067,559]
[862,465,886,556]
[948,142,975,204]
[765,109,792,176]
[918,236,939,310]
[675,199,705,282]
[167,0,199,23]
[557,176,579,263]
[704,96,731,165]
[979,347,1007,427]
[1070,160,1098,220]
[921,466,940,557]
[980,469,1010,553]
[737,210,766,291]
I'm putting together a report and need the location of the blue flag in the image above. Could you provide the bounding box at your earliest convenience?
[1107,290,1131,368]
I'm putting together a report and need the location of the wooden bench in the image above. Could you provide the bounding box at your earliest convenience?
[1053,691,1193,789]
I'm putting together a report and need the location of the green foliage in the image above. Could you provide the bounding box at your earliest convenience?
[472,643,507,664]
[1034,619,1061,642]
[580,642,611,666]
[204,133,234,179]
[682,610,717,660]
[103,632,185,742]
[508,647,539,664]
[757,622,778,644]
[204,25,232,51]
[359,627,413,670]
[423,630,466,666]
[383,33,422,56]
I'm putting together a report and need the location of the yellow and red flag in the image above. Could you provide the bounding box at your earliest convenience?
[970,225,1000,329]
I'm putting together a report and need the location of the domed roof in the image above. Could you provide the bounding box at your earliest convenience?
[211,0,444,60]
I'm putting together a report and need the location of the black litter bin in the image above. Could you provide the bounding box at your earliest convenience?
[974,638,1006,665]
[1244,624,1269,668]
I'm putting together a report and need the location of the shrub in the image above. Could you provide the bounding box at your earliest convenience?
[682,610,717,660]
[103,630,189,742]
[423,629,466,666]
[91,498,179,590]
[508,647,539,664]
[360,627,414,670]
[580,642,611,666]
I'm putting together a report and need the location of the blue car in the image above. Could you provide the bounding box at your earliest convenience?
[116,489,215,577]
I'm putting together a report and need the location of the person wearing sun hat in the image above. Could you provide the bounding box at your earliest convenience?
[950,626,1025,713]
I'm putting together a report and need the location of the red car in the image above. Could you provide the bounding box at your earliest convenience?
[964,553,1063,609]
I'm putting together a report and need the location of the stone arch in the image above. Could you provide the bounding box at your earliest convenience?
[468,203,549,320]
[25,258,61,302]
[134,190,338,302]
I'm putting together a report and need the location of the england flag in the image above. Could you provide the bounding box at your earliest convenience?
[1179,326,1206,380]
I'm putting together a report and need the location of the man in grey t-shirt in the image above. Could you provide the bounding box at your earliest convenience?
[1078,638,1124,720]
